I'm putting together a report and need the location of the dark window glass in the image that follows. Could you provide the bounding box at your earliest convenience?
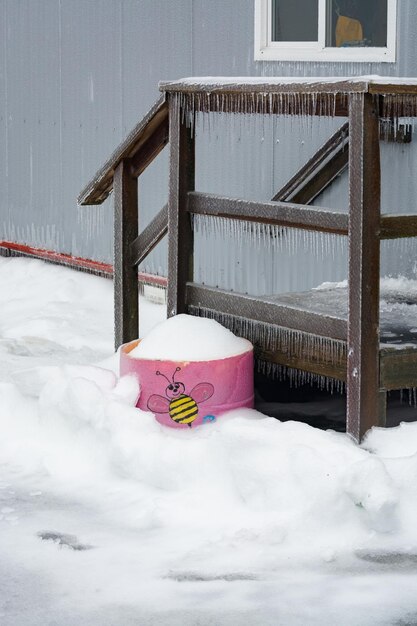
[272,0,319,42]
[327,0,388,47]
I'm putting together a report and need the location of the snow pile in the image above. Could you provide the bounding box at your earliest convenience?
[2,360,417,623]
[1,258,417,624]
[1,362,413,551]
[380,275,417,300]
[130,313,252,361]
[314,276,417,345]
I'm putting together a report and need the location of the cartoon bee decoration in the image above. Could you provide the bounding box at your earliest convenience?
[147,367,214,428]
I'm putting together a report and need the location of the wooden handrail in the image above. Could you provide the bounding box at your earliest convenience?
[288,150,349,205]
[130,204,168,267]
[78,96,168,205]
[160,77,369,95]
[188,192,349,235]
[189,193,417,239]
[273,122,349,202]
[380,215,417,239]
[78,95,170,348]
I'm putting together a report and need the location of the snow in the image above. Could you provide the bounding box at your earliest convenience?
[1,257,417,625]
[160,75,417,91]
[316,276,417,299]
[313,277,417,347]
[130,313,252,361]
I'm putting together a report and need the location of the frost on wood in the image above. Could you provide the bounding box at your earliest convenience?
[171,90,348,127]
[381,95,417,120]
[193,214,347,259]
[188,305,347,392]
[256,361,346,394]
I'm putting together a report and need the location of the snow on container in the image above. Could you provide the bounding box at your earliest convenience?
[120,314,254,429]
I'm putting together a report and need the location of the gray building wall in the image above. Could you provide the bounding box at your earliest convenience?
[1,0,416,294]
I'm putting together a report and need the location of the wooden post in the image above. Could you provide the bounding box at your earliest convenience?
[347,93,381,442]
[167,100,195,318]
[113,158,138,349]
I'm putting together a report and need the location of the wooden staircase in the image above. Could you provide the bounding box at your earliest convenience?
[79,77,417,442]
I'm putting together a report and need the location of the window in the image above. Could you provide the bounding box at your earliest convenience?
[255,0,397,62]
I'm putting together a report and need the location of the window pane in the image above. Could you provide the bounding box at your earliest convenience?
[272,0,319,42]
[327,0,388,47]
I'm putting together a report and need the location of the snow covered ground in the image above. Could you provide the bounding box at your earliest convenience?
[1,257,417,626]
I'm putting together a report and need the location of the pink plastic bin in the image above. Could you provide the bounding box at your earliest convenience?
[120,339,254,428]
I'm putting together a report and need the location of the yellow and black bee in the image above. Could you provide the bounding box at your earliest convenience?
[147,367,214,428]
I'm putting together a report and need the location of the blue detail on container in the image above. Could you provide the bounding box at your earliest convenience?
[203,414,216,423]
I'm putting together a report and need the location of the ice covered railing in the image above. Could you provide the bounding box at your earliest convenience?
[159,75,417,119]
[157,76,417,442]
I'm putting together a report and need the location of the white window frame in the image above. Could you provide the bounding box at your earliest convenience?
[254,0,397,63]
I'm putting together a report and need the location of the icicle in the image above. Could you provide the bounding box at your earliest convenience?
[382,94,417,121]
[188,305,346,392]
[174,88,355,122]
[255,359,346,392]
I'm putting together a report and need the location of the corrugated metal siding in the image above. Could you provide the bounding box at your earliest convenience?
[1,0,416,291]
[0,0,192,268]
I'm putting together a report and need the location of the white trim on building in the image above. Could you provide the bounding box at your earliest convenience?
[254,0,397,63]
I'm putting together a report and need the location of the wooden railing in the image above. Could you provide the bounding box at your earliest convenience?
[78,96,169,348]
[80,77,417,441]
[159,77,417,441]
[79,90,352,350]
[273,121,349,204]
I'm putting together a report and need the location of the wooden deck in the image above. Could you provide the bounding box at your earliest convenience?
[189,284,417,392]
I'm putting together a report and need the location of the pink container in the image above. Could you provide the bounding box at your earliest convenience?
[120,339,254,429]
